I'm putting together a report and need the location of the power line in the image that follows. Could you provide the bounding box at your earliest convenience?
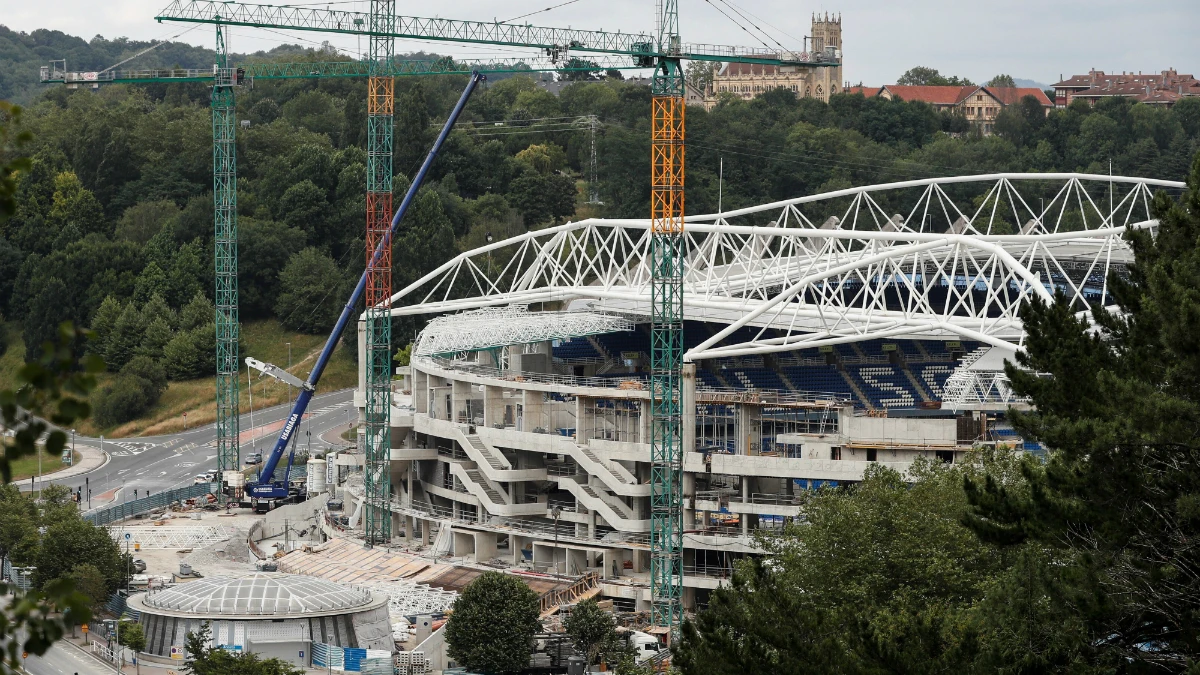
[713,0,787,55]
[500,0,583,24]
[698,0,775,54]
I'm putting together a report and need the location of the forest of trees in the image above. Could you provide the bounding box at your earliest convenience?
[2,29,1200,425]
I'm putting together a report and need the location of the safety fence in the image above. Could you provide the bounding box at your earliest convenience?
[85,483,216,526]
[311,643,394,673]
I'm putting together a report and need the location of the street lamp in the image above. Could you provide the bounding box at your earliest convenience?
[287,342,292,402]
[551,506,563,576]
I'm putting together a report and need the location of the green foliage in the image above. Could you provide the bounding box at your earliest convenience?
[445,571,541,674]
[64,564,109,614]
[674,454,1026,675]
[184,624,304,675]
[275,247,345,334]
[987,74,1017,88]
[393,343,411,367]
[162,324,216,380]
[963,154,1200,669]
[34,516,130,593]
[118,620,146,654]
[897,66,975,87]
[564,599,625,666]
[0,101,32,220]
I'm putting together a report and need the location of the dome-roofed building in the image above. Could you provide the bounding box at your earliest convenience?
[128,573,392,666]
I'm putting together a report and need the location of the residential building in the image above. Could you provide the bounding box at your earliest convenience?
[1053,69,1200,108]
[849,84,1052,135]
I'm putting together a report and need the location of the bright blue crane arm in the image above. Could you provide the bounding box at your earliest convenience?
[254,71,486,487]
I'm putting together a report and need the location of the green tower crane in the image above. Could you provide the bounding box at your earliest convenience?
[152,0,839,636]
[212,20,241,497]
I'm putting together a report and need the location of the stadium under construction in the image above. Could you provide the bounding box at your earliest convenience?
[338,171,1186,614]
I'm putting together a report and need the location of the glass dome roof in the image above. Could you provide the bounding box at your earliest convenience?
[142,573,373,616]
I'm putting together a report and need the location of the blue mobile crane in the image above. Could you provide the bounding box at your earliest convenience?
[243,72,486,503]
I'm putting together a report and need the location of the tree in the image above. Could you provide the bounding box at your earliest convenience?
[564,599,624,666]
[686,61,719,94]
[179,290,214,331]
[23,277,76,363]
[0,101,32,221]
[118,620,147,675]
[275,247,344,334]
[64,564,109,616]
[47,172,106,238]
[987,74,1016,88]
[162,324,216,380]
[35,517,129,594]
[0,107,101,674]
[184,623,303,675]
[115,199,179,244]
[445,571,541,674]
[674,456,1021,675]
[964,155,1200,669]
[896,66,973,87]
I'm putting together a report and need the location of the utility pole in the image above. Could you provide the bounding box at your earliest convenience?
[286,342,292,402]
[588,115,601,204]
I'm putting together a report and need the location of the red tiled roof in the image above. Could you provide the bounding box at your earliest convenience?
[984,87,1052,106]
[880,84,977,105]
[845,86,881,97]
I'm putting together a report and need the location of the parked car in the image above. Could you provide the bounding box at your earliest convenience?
[131,559,147,573]
[245,453,262,465]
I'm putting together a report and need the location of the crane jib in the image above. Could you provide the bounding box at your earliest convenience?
[246,71,485,497]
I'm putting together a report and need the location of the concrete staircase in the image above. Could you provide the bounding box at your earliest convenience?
[566,444,647,497]
[458,466,510,506]
[464,435,512,471]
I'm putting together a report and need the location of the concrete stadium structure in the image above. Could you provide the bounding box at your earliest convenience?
[352,173,1185,612]
[127,573,392,665]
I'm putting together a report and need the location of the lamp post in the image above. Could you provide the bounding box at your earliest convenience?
[551,506,563,576]
[287,342,292,402]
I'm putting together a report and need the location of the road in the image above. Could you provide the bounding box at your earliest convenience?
[22,639,115,675]
[33,388,356,508]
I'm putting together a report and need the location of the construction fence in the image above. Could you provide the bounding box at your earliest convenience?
[85,483,216,526]
[311,643,400,673]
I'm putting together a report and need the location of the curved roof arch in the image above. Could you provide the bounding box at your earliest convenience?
[384,173,1185,360]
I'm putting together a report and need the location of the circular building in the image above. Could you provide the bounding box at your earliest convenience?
[128,573,392,666]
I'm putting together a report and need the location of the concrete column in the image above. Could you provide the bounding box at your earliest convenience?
[452,380,472,426]
[576,396,591,443]
[737,403,752,455]
[682,363,696,454]
[483,385,503,429]
[524,390,545,433]
[413,367,429,414]
[682,471,695,530]
[639,399,651,444]
[474,532,497,562]
[507,344,523,373]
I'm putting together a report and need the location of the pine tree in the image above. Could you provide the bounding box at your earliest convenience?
[137,317,173,361]
[965,154,1200,668]
[179,291,213,331]
[133,261,168,304]
[88,295,122,357]
[105,301,144,370]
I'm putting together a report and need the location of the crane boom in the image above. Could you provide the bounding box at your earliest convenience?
[154,0,840,66]
[40,56,638,85]
[248,71,486,498]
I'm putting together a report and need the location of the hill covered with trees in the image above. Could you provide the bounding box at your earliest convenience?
[2,29,1198,428]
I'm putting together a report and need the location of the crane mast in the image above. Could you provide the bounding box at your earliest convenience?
[212,21,241,502]
[649,0,686,637]
[363,0,396,546]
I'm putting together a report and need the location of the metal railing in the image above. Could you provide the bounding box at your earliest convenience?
[85,483,216,526]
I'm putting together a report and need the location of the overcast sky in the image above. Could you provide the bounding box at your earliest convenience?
[5,0,1199,86]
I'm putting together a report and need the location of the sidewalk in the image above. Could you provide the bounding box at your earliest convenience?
[17,444,108,491]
